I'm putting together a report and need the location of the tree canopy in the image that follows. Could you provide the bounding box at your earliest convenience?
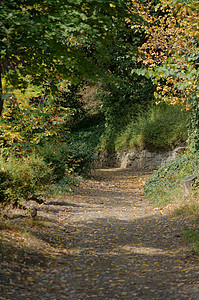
[0,0,129,114]
[1,0,198,149]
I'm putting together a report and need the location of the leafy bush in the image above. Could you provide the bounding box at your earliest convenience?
[45,174,81,198]
[0,152,53,206]
[70,113,105,150]
[144,151,199,206]
[115,104,188,151]
[64,141,95,175]
[0,86,71,155]
[57,83,86,126]
[39,140,95,179]
[38,143,66,181]
[0,137,95,206]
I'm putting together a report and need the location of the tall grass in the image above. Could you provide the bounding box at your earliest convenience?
[183,225,199,254]
[115,104,188,151]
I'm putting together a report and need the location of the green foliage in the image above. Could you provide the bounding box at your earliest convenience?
[98,81,155,151]
[58,83,86,126]
[0,83,98,207]
[70,113,105,149]
[188,93,199,152]
[38,144,67,182]
[114,104,188,152]
[0,89,70,154]
[39,140,95,179]
[144,151,199,206]
[183,225,199,255]
[0,133,96,206]
[0,152,53,206]
[134,0,199,151]
[99,76,155,141]
[45,173,81,197]
[0,0,132,114]
[98,18,155,150]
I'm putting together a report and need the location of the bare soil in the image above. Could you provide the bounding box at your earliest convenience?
[0,168,199,299]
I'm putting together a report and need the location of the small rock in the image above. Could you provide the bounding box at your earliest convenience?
[31,207,37,218]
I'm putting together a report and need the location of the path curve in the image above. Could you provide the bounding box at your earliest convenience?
[1,168,199,299]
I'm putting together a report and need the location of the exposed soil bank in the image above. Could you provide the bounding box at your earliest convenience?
[95,147,187,170]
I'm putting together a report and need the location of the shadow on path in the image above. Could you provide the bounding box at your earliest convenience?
[0,168,198,300]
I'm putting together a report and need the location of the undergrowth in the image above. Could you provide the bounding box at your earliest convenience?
[0,152,53,206]
[71,104,188,153]
[144,151,199,206]
[144,150,199,254]
[0,138,95,206]
[183,225,199,255]
[114,104,188,152]
[70,113,105,150]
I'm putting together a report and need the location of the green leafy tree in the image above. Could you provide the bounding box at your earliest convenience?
[0,0,86,113]
[132,0,199,150]
[0,0,130,114]
[0,0,135,154]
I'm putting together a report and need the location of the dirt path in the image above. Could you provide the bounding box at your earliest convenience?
[1,168,199,299]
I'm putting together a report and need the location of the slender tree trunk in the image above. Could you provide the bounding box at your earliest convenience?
[193,98,199,151]
[0,70,3,116]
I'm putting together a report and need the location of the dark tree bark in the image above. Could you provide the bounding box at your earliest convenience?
[0,70,3,116]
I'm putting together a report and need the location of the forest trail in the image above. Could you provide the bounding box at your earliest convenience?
[1,168,199,299]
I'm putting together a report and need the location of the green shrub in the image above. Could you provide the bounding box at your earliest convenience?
[0,152,53,206]
[38,143,66,181]
[115,104,188,151]
[39,140,95,179]
[144,151,199,206]
[64,141,95,175]
[45,174,81,198]
[0,90,70,155]
[70,113,105,150]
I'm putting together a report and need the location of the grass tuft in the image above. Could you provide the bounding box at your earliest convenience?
[115,104,188,152]
[183,225,199,254]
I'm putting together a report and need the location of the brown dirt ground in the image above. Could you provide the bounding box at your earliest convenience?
[0,168,199,300]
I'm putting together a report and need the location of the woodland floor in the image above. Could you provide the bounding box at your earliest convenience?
[0,168,199,300]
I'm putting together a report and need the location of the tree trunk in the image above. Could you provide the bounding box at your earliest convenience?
[182,174,197,196]
[0,70,3,116]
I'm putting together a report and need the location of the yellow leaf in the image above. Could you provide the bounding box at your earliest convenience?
[121,292,128,295]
